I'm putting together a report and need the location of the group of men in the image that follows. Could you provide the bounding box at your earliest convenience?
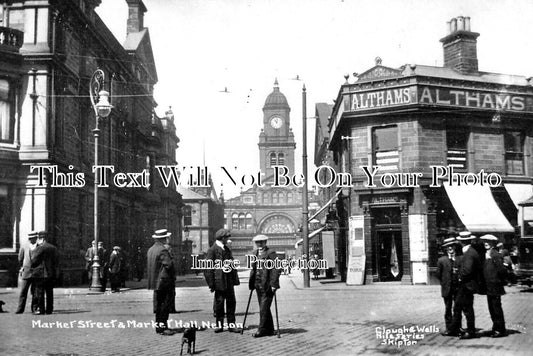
[437,231,509,339]
[16,231,59,315]
[85,241,126,293]
[146,227,281,337]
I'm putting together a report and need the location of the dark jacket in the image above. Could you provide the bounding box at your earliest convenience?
[109,252,122,274]
[457,245,482,293]
[483,249,507,296]
[204,243,240,291]
[436,255,458,298]
[147,241,175,291]
[249,246,281,291]
[31,241,60,280]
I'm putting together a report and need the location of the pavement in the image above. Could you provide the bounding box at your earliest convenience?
[0,271,532,356]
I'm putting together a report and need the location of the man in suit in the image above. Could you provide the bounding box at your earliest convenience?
[204,228,240,333]
[85,240,104,286]
[249,234,281,338]
[15,231,39,314]
[147,229,176,335]
[450,231,482,339]
[437,237,461,335]
[31,231,59,315]
[98,242,108,292]
[480,235,508,338]
[108,246,122,293]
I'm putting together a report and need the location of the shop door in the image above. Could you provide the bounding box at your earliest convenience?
[377,230,403,281]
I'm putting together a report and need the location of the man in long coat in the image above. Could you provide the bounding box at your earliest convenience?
[437,237,461,335]
[31,231,59,315]
[15,231,39,314]
[248,234,281,337]
[450,231,482,339]
[480,235,508,338]
[204,228,240,333]
[108,246,122,293]
[147,229,176,335]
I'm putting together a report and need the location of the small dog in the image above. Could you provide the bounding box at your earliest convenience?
[0,300,5,313]
[180,326,196,355]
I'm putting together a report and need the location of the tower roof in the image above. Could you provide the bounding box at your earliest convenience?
[263,78,289,110]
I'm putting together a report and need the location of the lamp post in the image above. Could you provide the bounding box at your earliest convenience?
[301,84,310,288]
[89,69,113,291]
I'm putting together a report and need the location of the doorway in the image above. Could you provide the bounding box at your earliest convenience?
[377,230,403,281]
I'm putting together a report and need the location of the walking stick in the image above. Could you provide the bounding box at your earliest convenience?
[241,289,254,335]
[274,291,280,338]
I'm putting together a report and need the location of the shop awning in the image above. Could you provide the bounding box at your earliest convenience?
[294,226,326,248]
[504,183,533,222]
[444,184,514,233]
[308,189,341,223]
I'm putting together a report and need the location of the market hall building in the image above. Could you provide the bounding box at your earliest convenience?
[327,16,533,285]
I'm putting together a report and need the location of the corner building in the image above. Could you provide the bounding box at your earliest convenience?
[328,16,533,285]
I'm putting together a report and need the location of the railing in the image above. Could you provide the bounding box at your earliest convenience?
[0,27,24,51]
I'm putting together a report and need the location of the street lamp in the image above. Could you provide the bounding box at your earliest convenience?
[301,84,310,288]
[89,69,113,291]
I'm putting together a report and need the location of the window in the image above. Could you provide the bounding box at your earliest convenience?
[272,192,278,204]
[270,152,277,166]
[287,192,293,203]
[0,79,13,143]
[183,205,192,226]
[238,213,246,230]
[0,185,13,248]
[245,213,253,230]
[263,192,270,204]
[278,153,285,165]
[505,131,524,175]
[231,213,239,229]
[373,126,398,171]
[446,129,468,171]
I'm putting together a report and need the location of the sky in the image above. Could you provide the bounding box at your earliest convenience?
[96,0,533,199]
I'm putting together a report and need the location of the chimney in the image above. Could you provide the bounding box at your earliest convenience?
[440,16,480,74]
[126,0,147,34]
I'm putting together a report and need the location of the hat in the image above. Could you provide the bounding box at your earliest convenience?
[215,228,231,240]
[457,231,476,241]
[442,237,459,247]
[252,234,268,242]
[28,231,39,239]
[496,242,504,248]
[113,246,120,250]
[480,234,499,242]
[152,229,172,239]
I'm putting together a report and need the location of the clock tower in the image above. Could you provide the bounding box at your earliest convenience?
[258,79,296,179]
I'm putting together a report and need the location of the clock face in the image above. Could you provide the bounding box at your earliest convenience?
[270,116,283,129]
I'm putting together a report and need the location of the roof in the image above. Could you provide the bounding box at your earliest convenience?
[177,186,210,201]
[264,79,289,109]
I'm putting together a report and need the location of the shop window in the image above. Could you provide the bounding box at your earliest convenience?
[505,131,524,175]
[0,186,13,248]
[372,126,398,171]
[446,129,468,171]
[0,79,14,143]
[245,213,253,230]
[373,207,401,225]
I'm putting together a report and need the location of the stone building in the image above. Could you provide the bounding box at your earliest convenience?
[327,16,533,285]
[0,0,182,286]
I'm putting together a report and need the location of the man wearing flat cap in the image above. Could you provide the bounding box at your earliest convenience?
[480,234,508,338]
[248,234,281,337]
[437,237,461,336]
[449,231,482,339]
[147,229,176,335]
[204,228,240,333]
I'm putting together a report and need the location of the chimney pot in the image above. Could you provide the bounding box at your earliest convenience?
[451,18,457,32]
[440,16,479,73]
[465,17,471,31]
[457,16,465,31]
[446,21,452,35]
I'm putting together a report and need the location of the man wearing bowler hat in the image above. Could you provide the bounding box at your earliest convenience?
[147,229,176,335]
[480,234,508,338]
[31,231,60,315]
[204,228,240,333]
[437,237,462,336]
[450,231,482,339]
[248,234,281,337]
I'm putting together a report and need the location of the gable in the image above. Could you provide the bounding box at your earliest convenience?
[357,65,403,82]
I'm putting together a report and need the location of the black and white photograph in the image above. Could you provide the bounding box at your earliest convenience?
[0,0,532,355]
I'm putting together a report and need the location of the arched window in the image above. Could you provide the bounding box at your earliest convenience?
[287,192,293,203]
[245,213,253,229]
[270,152,277,166]
[279,192,285,204]
[238,213,246,230]
[272,192,278,204]
[278,153,285,165]
[232,213,239,229]
[263,192,270,204]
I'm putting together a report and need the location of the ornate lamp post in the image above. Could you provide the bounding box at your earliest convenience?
[89,69,112,291]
